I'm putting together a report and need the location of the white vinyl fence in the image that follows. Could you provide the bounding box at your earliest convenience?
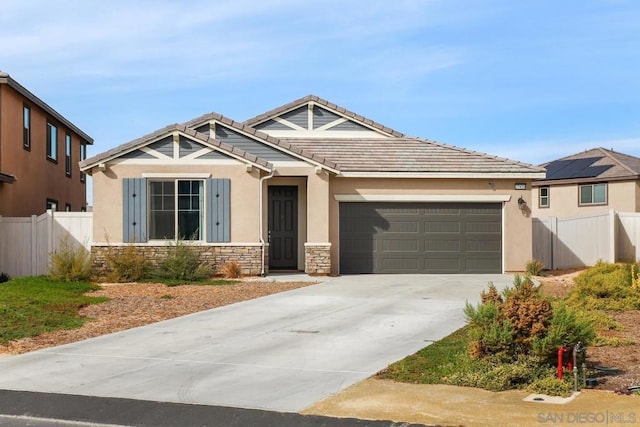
[0,210,92,278]
[533,210,640,270]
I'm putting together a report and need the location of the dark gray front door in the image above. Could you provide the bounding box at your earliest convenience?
[339,202,502,274]
[268,186,298,269]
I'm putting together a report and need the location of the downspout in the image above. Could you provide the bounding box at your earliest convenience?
[259,169,275,276]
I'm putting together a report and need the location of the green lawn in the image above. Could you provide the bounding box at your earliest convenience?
[0,276,109,345]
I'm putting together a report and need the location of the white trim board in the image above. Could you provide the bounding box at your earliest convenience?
[338,172,546,179]
[333,194,512,202]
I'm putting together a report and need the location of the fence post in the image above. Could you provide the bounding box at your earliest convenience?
[0,215,3,274]
[551,216,558,270]
[609,209,617,263]
[31,215,38,275]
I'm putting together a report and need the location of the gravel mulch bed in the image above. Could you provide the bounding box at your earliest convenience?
[0,281,314,356]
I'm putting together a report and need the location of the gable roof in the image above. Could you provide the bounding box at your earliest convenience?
[285,137,545,176]
[79,123,272,173]
[534,147,640,186]
[183,111,339,172]
[243,95,405,138]
[0,71,93,144]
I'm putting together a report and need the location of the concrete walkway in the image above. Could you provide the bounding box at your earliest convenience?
[0,274,513,413]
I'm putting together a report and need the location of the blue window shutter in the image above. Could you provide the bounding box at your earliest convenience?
[123,178,147,243]
[206,178,230,242]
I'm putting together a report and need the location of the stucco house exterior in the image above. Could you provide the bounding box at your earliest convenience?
[80,96,545,275]
[0,72,93,215]
[531,148,640,218]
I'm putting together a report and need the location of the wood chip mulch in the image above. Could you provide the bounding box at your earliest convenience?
[0,281,313,357]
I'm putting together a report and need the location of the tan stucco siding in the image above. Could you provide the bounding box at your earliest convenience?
[327,177,534,274]
[531,180,639,218]
[91,163,262,243]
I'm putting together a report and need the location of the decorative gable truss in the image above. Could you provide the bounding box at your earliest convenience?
[118,133,266,165]
[252,103,394,139]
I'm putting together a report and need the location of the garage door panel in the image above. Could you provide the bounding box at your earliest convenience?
[382,239,419,252]
[340,202,502,274]
[424,239,460,252]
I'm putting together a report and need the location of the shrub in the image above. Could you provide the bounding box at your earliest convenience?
[502,275,553,351]
[532,302,595,362]
[528,375,574,397]
[156,240,211,282]
[105,245,150,282]
[446,355,548,391]
[526,259,544,276]
[567,262,640,310]
[466,275,554,360]
[0,272,9,283]
[49,236,92,282]
[220,260,242,279]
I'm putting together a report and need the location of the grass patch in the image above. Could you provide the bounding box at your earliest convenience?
[0,276,109,345]
[379,327,479,384]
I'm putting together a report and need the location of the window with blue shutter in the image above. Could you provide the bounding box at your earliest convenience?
[206,178,230,242]
[123,178,147,242]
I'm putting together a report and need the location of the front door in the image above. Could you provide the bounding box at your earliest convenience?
[268,186,298,270]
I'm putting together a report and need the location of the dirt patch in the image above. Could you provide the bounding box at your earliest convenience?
[534,269,640,393]
[0,280,313,356]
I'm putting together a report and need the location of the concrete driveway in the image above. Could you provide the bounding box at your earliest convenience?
[0,274,513,412]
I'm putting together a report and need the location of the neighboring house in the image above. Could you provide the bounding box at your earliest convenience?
[0,72,93,215]
[80,95,544,275]
[531,148,640,218]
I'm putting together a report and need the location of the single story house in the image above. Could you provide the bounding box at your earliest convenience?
[80,96,545,275]
[531,148,640,218]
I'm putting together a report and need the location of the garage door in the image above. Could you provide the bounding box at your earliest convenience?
[339,202,502,274]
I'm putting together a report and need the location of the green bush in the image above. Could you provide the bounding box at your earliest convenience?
[49,236,92,282]
[526,259,544,276]
[156,240,211,282]
[567,262,640,310]
[527,375,574,397]
[532,302,595,362]
[105,245,150,282]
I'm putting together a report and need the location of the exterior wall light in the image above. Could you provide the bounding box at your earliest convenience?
[518,196,527,211]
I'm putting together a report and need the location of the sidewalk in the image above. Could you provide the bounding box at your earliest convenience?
[303,378,639,427]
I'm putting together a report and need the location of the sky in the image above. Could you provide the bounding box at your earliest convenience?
[2,0,639,204]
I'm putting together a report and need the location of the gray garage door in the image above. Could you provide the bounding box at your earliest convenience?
[339,202,502,274]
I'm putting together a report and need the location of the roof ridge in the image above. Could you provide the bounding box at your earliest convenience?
[242,95,405,138]
[596,147,639,175]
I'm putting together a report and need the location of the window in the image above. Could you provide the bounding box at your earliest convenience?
[65,134,72,176]
[46,199,58,212]
[80,142,86,182]
[46,122,58,161]
[23,105,31,150]
[539,186,549,208]
[65,203,71,212]
[579,183,607,205]
[149,180,204,240]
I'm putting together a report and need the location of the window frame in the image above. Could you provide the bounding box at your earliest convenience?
[23,104,31,151]
[46,121,58,162]
[46,199,58,212]
[578,183,608,206]
[539,186,550,208]
[65,134,72,177]
[80,142,86,182]
[148,179,205,241]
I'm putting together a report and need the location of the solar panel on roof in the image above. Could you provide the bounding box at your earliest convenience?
[570,164,613,179]
[545,157,605,180]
